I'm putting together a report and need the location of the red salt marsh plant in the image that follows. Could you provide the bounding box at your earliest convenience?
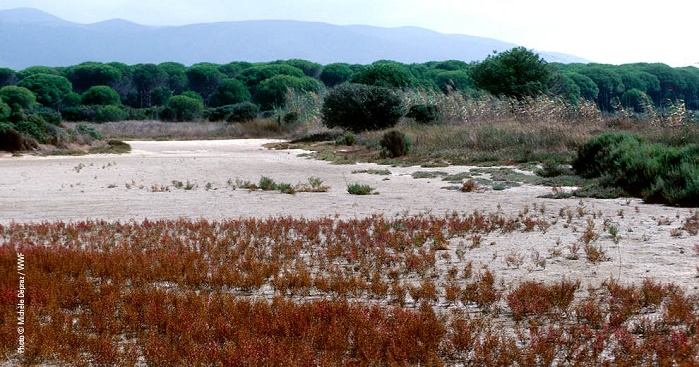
[0,216,697,365]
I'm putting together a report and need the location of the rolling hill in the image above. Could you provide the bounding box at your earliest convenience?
[0,8,589,70]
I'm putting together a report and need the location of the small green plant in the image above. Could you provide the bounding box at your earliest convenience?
[492,183,507,191]
[609,225,620,243]
[347,183,377,195]
[278,182,296,195]
[335,132,356,146]
[172,180,196,190]
[259,176,278,191]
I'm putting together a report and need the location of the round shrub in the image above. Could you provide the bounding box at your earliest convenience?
[351,63,415,88]
[380,130,411,158]
[168,95,204,121]
[321,83,404,133]
[254,75,322,110]
[572,132,643,178]
[82,86,121,106]
[209,78,251,107]
[94,105,126,122]
[0,86,37,110]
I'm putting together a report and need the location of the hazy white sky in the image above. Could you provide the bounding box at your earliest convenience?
[2,0,697,66]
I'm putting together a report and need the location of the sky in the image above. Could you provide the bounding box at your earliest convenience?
[1,0,697,67]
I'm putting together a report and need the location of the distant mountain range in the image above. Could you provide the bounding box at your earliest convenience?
[0,8,590,70]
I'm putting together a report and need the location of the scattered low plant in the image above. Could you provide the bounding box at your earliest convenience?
[258,175,278,191]
[347,182,377,195]
[352,168,391,175]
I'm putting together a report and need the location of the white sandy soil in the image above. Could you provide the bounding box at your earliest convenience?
[1,139,697,294]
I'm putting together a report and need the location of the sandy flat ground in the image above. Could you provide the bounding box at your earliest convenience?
[1,139,697,293]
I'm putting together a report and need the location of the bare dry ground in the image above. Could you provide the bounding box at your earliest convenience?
[1,139,697,296]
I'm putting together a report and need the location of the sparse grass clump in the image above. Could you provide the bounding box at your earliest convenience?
[352,168,391,175]
[88,139,131,154]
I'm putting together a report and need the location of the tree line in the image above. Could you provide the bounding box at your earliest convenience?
[1,48,699,147]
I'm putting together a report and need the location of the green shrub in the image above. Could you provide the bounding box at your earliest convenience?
[380,130,411,158]
[347,183,376,195]
[35,108,62,125]
[15,119,46,142]
[574,132,699,206]
[535,159,570,178]
[572,132,643,178]
[0,86,37,110]
[406,104,438,124]
[76,124,104,140]
[168,95,204,121]
[81,86,121,106]
[95,105,126,122]
[278,182,296,195]
[283,111,299,124]
[335,132,356,146]
[258,176,278,191]
[321,83,404,132]
[0,100,10,120]
[209,102,259,122]
[61,106,96,121]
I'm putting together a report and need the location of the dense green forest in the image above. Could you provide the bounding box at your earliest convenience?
[1,47,698,150]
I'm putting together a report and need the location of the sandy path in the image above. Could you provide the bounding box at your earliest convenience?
[1,139,698,293]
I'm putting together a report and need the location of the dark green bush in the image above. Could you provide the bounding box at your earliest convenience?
[168,95,204,121]
[572,132,644,178]
[15,119,46,143]
[321,83,404,133]
[0,100,10,120]
[335,132,356,146]
[406,104,438,124]
[208,102,259,122]
[574,132,699,206]
[81,86,121,106]
[35,108,62,125]
[95,105,126,122]
[283,111,299,124]
[380,130,411,158]
[61,106,97,122]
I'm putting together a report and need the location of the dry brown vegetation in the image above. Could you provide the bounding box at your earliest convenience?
[2,213,697,366]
